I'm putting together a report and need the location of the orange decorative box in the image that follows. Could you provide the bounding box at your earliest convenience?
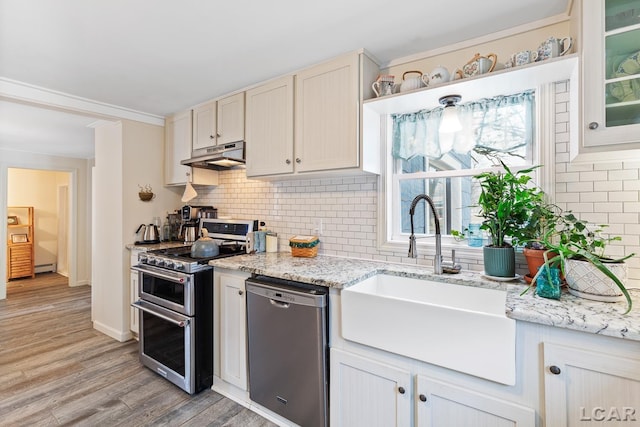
[289,235,320,258]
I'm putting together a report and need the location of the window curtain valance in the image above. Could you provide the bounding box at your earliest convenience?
[392,90,535,160]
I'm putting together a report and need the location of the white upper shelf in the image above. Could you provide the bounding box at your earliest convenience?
[363,54,579,115]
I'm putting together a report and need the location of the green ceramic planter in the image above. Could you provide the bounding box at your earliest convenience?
[483,246,516,277]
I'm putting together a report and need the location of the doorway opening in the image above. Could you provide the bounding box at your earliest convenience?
[5,168,72,293]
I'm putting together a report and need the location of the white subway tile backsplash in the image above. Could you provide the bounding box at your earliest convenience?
[594,180,623,192]
[579,171,609,182]
[609,169,639,181]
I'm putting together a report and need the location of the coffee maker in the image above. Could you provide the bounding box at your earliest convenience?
[180,205,216,244]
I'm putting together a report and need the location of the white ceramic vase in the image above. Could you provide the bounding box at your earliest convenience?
[565,258,628,302]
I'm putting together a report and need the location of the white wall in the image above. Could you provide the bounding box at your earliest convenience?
[8,168,70,269]
[0,149,92,300]
[92,119,182,341]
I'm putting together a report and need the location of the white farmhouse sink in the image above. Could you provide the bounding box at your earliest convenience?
[341,274,516,385]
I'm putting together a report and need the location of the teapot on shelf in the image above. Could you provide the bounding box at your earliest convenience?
[399,70,426,92]
[421,65,463,86]
[461,53,498,78]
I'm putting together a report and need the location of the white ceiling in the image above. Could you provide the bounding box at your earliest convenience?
[0,0,570,159]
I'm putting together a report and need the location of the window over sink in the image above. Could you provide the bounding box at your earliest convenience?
[384,89,543,246]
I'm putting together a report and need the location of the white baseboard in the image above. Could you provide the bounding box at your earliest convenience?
[93,321,132,342]
[35,263,56,274]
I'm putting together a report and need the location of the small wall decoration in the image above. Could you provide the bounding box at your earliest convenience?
[7,216,18,225]
[11,233,28,243]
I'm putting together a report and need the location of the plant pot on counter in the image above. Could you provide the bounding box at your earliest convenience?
[483,246,516,278]
[565,258,628,302]
[523,248,559,284]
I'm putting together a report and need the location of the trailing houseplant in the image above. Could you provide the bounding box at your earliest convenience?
[474,161,543,277]
[526,211,635,314]
[510,196,559,282]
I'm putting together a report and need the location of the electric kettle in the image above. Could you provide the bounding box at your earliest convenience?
[136,224,160,243]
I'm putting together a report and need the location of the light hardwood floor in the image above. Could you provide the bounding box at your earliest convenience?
[0,273,277,427]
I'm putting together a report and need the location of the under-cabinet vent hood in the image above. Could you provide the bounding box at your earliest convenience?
[181,141,245,170]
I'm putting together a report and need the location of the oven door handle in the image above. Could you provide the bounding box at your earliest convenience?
[131,300,190,328]
[131,265,190,284]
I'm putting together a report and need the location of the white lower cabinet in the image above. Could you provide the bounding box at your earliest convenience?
[214,268,249,391]
[543,342,640,426]
[330,348,412,427]
[416,376,535,427]
[331,348,535,427]
[129,249,143,335]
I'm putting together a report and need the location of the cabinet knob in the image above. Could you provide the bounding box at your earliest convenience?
[295,158,301,164]
[209,135,215,139]
[238,290,244,296]
[286,159,291,164]
[549,365,561,375]
[419,394,427,402]
[216,133,221,138]
[398,386,405,394]
[588,122,599,130]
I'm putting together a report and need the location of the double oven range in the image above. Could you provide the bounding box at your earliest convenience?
[131,218,258,394]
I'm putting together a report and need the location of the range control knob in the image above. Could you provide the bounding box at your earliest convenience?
[164,260,174,269]
[174,263,185,270]
[138,254,148,262]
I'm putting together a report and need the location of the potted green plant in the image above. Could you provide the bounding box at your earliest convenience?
[529,211,635,314]
[474,162,542,277]
[510,197,558,283]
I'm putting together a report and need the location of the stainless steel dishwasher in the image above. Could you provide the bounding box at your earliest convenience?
[246,275,328,427]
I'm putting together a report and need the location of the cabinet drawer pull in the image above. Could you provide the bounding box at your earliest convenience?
[588,122,599,130]
[209,135,215,139]
[398,386,405,394]
[295,158,301,163]
[286,159,291,164]
[238,290,244,296]
[550,365,561,375]
[419,394,427,402]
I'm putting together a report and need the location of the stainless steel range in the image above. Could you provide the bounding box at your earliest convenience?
[131,218,258,394]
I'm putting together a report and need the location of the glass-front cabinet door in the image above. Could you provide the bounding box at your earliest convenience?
[583,0,640,149]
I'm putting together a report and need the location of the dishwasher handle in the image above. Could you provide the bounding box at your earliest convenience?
[246,279,327,308]
[269,299,290,309]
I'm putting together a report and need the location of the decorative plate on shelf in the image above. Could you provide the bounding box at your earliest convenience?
[609,50,640,102]
[7,215,18,225]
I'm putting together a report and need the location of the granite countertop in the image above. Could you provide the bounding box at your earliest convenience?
[210,252,640,342]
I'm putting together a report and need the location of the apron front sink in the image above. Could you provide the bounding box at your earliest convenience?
[341,274,516,385]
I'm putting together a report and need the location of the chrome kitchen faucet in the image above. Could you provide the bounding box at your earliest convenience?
[408,194,442,274]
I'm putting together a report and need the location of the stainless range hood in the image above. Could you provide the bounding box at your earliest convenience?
[181,141,245,170]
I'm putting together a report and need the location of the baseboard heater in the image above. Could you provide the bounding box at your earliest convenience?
[35,263,57,274]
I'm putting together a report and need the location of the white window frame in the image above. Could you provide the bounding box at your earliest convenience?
[377,83,557,255]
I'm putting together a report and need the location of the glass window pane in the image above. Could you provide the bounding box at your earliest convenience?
[399,176,479,236]
[605,0,640,32]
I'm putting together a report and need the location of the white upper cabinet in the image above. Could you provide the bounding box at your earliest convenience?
[245,76,294,177]
[192,100,216,152]
[217,92,245,146]
[164,109,193,185]
[192,93,245,153]
[575,0,640,160]
[165,109,218,186]
[294,53,360,173]
[245,50,380,180]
